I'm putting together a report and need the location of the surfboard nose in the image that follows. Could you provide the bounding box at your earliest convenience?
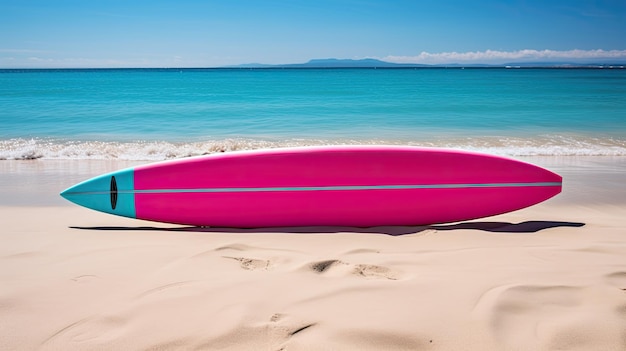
[60,168,136,219]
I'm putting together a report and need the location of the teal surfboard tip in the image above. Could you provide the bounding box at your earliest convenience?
[60,168,136,219]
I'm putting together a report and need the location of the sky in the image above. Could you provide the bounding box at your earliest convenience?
[1,0,626,68]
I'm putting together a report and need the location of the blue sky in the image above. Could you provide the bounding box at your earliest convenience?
[1,0,625,68]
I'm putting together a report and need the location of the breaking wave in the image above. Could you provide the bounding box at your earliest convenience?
[1,135,625,160]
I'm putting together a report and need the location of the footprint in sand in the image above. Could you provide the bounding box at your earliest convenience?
[223,256,272,271]
[352,264,402,280]
[270,313,285,322]
[307,259,403,280]
[310,259,343,273]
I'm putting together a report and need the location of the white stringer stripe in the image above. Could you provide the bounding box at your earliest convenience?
[65,182,561,195]
[132,182,562,193]
[67,182,561,195]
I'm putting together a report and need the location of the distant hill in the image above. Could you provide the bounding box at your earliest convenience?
[229,58,626,69]
[230,58,428,68]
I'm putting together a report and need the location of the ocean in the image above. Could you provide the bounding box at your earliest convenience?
[1,68,625,160]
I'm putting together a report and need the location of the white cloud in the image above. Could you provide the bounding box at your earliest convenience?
[383,49,626,64]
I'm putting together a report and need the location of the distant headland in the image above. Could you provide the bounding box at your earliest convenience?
[230,58,626,69]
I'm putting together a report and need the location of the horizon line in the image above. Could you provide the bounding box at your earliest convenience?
[0,58,626,71]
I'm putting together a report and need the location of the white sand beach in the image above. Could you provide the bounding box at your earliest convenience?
[1,156,625,350]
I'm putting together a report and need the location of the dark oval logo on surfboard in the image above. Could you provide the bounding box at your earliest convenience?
[110,176,118,210]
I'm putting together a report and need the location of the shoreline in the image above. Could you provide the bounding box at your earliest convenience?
[1,156,625,350]
[3,136,626,161]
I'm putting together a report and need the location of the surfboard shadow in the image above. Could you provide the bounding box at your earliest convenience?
[429,220,585,233]
[70,220,585,235]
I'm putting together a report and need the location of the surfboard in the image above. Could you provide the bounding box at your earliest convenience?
[60,146,562,227]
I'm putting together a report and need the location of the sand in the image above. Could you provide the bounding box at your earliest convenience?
[1,157,625,350]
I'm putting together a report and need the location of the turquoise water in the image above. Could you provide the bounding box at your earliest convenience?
[1,68,625,159]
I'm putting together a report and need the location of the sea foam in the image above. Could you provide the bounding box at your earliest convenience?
[1,136,624,160]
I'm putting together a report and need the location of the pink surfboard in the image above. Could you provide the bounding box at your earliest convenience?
[61,146,562,227]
